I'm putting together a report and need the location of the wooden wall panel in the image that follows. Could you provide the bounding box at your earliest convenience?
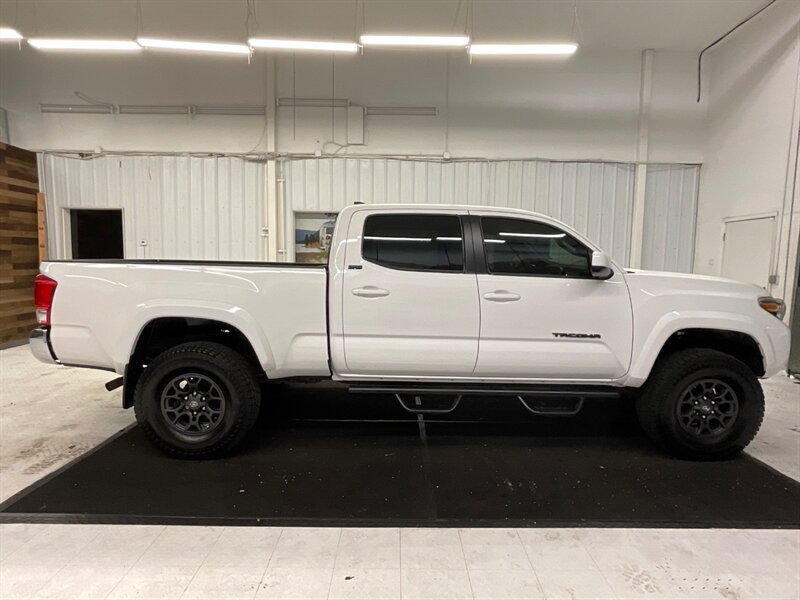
[0,143,39,345]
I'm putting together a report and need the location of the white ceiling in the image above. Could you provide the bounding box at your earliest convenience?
[0,0,772,52]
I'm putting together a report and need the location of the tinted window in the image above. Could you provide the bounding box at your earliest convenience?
[362,214,464,272]
[481,217,591,277]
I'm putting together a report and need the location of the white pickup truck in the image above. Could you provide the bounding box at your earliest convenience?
[31,204,791,460]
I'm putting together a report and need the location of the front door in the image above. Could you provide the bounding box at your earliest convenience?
[473,213,633,380]
[341,211,480,377]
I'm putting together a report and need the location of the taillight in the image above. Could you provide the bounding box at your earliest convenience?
[34,274,57,326]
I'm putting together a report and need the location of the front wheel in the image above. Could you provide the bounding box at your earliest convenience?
[133,342,261,458]
[635,349,764,460]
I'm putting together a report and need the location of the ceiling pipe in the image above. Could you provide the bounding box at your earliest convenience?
[696,0,778,102]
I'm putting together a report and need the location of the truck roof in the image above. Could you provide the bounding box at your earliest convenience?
[344,203,549,219]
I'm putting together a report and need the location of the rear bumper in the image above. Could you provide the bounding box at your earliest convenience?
[30,327,59,365]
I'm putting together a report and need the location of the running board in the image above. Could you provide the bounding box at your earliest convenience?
[349,384,619,398]
[349,383,618,417]
[517,396,584,416]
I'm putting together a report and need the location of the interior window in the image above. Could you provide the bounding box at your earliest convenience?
[362,214,464,272]
[481,217,591,277]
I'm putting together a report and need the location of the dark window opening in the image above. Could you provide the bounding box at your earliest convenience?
[70,209,124,259]
[481,217,590,278]
[362,214,464,272]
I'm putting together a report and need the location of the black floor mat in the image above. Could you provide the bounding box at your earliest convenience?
[2,384,799,528]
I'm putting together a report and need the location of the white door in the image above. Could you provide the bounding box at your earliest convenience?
[473,213,633,380]
[721,216,775,289]
[341,211,480,377]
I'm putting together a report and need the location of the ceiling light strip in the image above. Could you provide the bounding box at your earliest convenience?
[360,35,469,47]
[249,38,358,53]
[0,27,23,40]
[29,39,141,51]
[137,38,250,55]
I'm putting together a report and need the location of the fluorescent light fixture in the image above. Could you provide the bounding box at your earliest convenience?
[41,103,113,114]
[360,35,469,48]
[249,38,357,53]
[137,37,250,55]
[28,39,141,51]
[366,106,438,116]
[469,43,577,56]
[0,27,23,41]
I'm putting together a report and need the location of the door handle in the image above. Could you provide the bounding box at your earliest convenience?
[352,286,390,298]
[483,290,521,302]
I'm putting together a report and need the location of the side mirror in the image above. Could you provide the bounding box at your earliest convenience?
[591,251,614,280]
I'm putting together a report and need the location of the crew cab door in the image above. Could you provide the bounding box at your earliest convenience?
[472,212,633,380]
[338,210,479,377]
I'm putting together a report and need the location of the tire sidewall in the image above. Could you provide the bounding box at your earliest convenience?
[657,361,761,456]
[137,352,246,453]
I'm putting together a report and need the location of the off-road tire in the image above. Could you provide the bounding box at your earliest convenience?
[635,348,764,460]
[133,342,261,459]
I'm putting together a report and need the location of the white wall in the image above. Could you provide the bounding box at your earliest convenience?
[0,42,705,162]
[694,1,800,308]
[272,48,703,163]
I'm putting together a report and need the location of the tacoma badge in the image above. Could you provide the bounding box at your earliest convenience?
[552,332,602,339]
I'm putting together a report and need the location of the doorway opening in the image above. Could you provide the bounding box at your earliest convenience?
[69,209,124,259]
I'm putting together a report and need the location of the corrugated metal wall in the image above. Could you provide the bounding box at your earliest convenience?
[38,154,698,269]
[284,158,637,264]
[642,164,700,273]
[39,154,265,260]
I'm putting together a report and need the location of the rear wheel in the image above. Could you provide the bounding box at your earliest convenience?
[134,342,261,458]
[635,348,764,460]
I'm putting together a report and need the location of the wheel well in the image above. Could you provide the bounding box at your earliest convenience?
[122,317,262,408]
[658,329,764,376]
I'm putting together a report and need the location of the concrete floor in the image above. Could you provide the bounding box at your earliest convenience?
[0,343,798,599]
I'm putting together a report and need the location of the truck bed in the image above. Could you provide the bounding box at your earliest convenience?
[42,260,330,378]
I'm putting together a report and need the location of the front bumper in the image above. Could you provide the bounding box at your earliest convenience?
[30,327,59,365]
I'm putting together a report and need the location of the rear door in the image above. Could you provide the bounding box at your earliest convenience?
[473,212,633,380]
[340,210,480,377]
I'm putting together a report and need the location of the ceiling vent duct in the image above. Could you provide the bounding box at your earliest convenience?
[195,105,266,116]
[277,97,350,108]
[41,104,114,114]
[118,105,189,115]
[366,106,438,116]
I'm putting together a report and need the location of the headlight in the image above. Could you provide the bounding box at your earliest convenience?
[759,297,785,320]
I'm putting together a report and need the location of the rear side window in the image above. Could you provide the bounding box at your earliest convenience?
[362,214,464,272]
[481,217,591,277]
